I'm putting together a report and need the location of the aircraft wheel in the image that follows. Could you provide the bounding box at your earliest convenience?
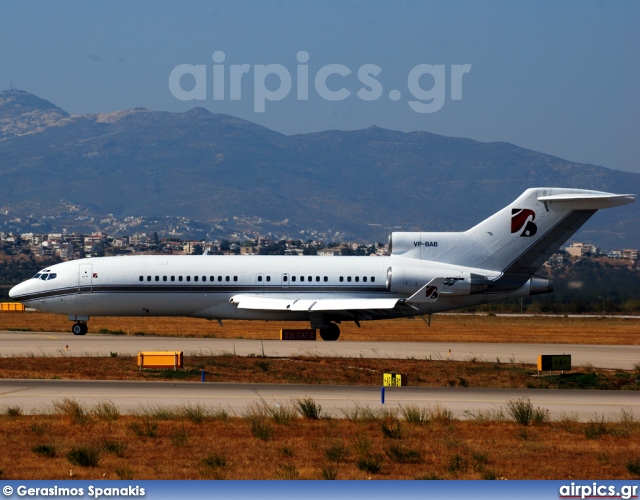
[72,323,87,336]
[319,323,340,341]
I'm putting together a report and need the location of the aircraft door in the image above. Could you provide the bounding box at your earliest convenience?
[78,264,93,293]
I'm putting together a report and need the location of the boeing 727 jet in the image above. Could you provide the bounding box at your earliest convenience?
[9,188,635,340]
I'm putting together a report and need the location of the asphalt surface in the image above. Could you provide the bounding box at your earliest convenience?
[1,378,637,420]
[0,331,638,369]
[1,331,637,420]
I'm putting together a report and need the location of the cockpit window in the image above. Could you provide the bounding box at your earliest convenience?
[47,273,57,280]
[33,273,42,279]
[40,274,49,280]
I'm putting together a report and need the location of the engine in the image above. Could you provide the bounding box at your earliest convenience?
[386,266,491,296]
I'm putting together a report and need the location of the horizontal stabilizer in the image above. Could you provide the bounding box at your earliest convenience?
[229,295,399,312]
[537,192,636,210]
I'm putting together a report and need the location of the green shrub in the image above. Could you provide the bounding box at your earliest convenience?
[54,398,89,425]
[325,440,350,463]
[385,443,423,463]
[400,405,429,425]
[380,418,403,440]
[275,463,299,479]
[32,444,57,458]
[294,397,322,419]
[103,440,127,457]
[248,417,274,441]
[356,454,384,474]
[67,446,100,467]
[115,468,135,480]
[320,466,338,480]
[584,415,608,439]
[181,403,208,424]
[506,398,547,426]
[626,459,640,478]
[5,406,23,417]
[93,402,120,422]
[446,454,467,474]
[129,419,158,438]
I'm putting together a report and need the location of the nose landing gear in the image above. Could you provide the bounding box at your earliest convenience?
[72,322,88,335]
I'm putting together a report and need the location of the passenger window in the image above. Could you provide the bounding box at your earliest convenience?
[316,276,320,282]
[308,276,312,282]
[179,276,183,282]
[186,276,191,282]
[371,277,375,283]
[258,276,263,282]
[234,276,238,282]
[339,277,344,282]
[225,276,230,282]
[210,276,214,281]
[355,276,359,282]
[163,276,167,282]
[218,276,222,282]
[347,276,352,282]
[363,276,367,282]
[147,276,151,282]
[194,276,198,282]
[155,276,159,282]
[324,276,328,282]
[292,276,297,282]
[139,276,143,282]
[202,276,206,282]
[171,276,175,282]
[283,275,288,282]
[266,276,271,282]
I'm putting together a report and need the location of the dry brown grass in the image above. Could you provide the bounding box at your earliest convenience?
[0,411,638,480]
[0,356,637,390]
[1,312,639,344]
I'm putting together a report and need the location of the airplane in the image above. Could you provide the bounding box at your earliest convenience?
[9,187,635,340]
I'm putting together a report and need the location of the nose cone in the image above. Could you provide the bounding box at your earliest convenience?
[9,281,29,300]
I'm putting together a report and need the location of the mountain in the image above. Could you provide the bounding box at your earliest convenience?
[0,90,638,247]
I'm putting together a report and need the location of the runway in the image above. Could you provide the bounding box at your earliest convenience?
[1,331,637,420]
[0,379,637,420]
[0,331,638,370]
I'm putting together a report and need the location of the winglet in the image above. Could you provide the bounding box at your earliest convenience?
[407,278,445,303]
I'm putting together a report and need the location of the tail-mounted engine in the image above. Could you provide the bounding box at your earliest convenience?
[386,266,490,296]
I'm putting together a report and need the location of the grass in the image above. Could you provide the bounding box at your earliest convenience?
[1,312,639,345]
[506,398,549,426]
[3,354,635,390]
[294,397,322,419]
[32,444,57,458]
[66,446,100,467]
[0,409,638,479]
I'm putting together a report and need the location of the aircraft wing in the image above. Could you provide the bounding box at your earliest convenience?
[229,296,400,312]
[229,278,445,312]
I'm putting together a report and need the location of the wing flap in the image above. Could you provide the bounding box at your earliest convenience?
[229,295,400,312]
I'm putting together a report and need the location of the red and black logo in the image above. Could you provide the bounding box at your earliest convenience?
[511,209,537,237]
[424,286,439,299]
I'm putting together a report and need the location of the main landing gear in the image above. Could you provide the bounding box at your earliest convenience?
[72,322,88,336]
[319,323,340,341]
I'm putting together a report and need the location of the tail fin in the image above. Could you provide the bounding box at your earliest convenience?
[390,188,635,286]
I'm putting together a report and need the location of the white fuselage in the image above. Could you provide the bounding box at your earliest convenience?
[9,254,517,322]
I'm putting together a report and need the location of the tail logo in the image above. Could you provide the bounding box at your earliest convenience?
[511,209,537,237]
[424,286,439,299]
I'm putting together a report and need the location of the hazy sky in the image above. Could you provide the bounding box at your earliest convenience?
[1,0,638,173]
